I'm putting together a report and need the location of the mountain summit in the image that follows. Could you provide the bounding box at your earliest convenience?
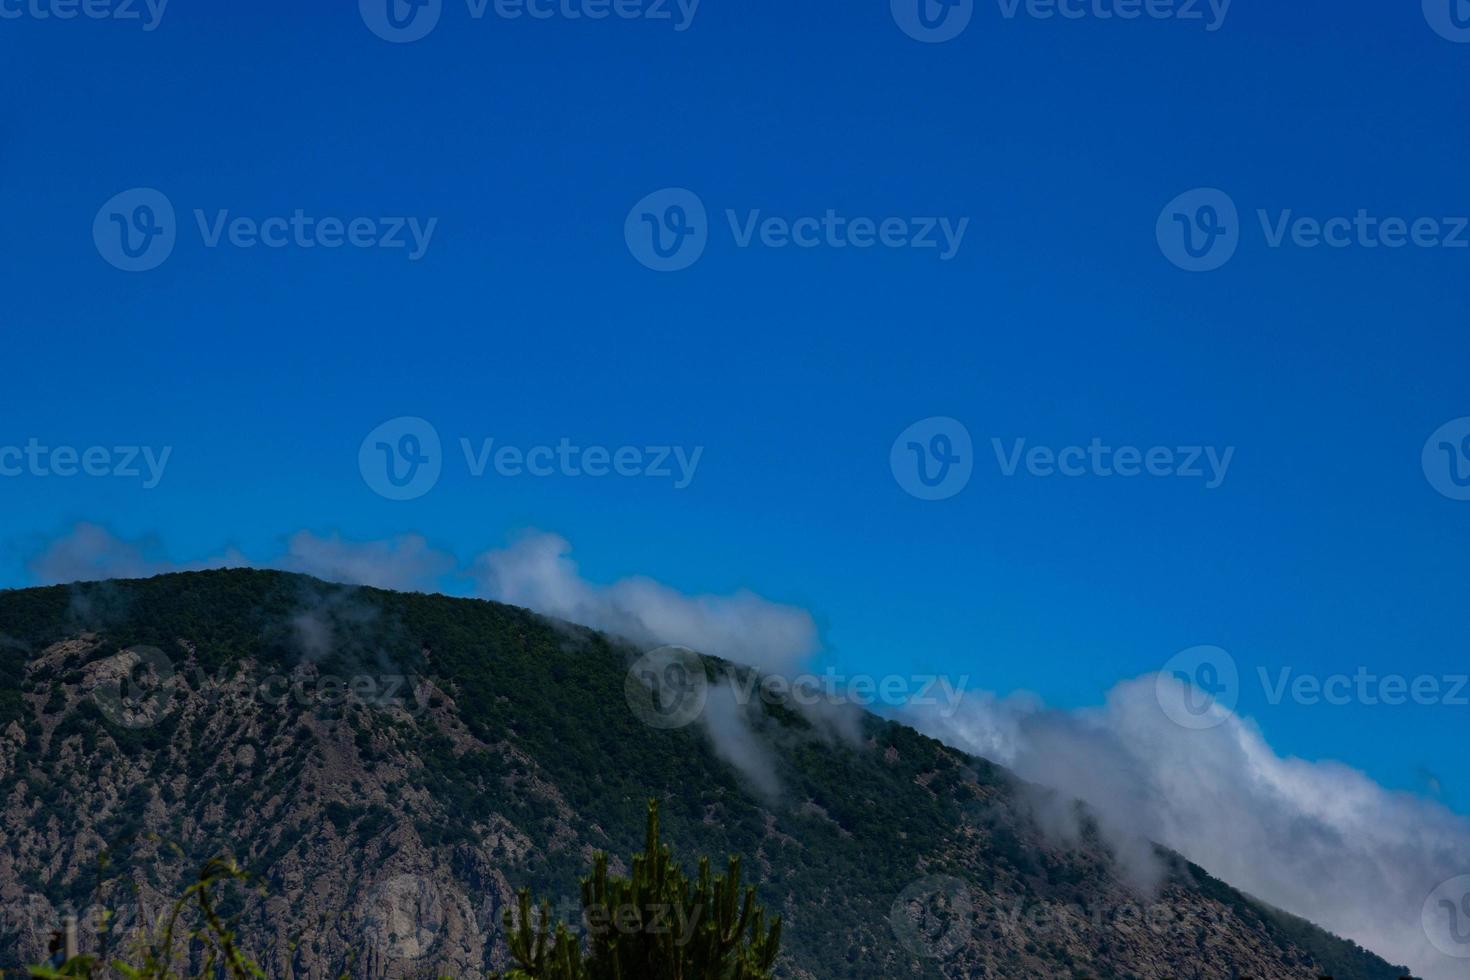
[0,570,1410,978]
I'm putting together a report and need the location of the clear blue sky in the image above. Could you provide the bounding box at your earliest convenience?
[2,0,1467,810]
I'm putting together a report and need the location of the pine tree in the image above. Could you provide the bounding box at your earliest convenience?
[495,800,781,980]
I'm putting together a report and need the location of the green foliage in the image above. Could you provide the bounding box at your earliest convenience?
[0,636,29,727]
[495,800,781,980]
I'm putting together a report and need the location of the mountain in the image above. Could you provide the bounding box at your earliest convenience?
[0,570,1412,978]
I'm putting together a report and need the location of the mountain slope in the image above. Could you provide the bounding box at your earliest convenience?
[0,570,1411,978]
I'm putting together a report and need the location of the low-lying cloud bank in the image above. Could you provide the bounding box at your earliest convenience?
[15,523,1467,978]
[25,523,247,584]
[904,678,1470,980]
[24,524,454,595]
[22,524,818,674]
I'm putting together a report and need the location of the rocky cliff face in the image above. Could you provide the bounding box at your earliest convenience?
[0,639,516,976]
[0,571,1412,978]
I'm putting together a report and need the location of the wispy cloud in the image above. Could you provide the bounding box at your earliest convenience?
[273,530,455,593]
[25,522,245,584]
[468,530,818,673]
[906,676,1470,980]
[25,525,818,675]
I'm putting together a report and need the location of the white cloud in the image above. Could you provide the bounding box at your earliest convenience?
[26,523,245,584]
[274,530,455,593]
[24,527,817,673]
[25,524,452,595]
[468,530,818,672]
[907,676,1470,980]
[700,678,783,799]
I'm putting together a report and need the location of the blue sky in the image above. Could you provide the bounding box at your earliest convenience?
[2,0,1468,822]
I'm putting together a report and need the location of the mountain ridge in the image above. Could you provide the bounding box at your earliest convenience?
[0,569,1412,978]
